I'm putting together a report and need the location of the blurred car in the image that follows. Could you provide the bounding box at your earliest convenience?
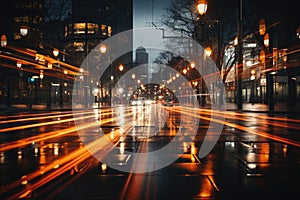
[130,98,144,106]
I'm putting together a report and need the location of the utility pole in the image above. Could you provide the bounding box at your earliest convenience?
[236,0,243,109]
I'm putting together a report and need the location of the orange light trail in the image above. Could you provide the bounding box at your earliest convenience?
[0,111,106,133]
[4,113,136,199]
[168,106,300,148]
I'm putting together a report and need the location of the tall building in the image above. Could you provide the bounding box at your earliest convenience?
[64,0,133,66]
[12,0,45,47]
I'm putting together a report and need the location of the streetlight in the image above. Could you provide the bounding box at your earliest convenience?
[118,64,124,72]
[259,18,266,36]
[1,34,7,47]
[100,44,107,54]
[250,69,255,105]
[20,26,29,37]
[196,0,208,107]
[259,18,273,111]
[52,49,59,57]
[100,44,113,106]
[16,62,22,68]
[263,33,270,48]
[190,62,195,69]
[236,0,244,110]
[196,0,208,16]
[205,46,212,57]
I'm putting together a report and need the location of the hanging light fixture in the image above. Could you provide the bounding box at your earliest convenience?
[99,44,107,54]
[264,33,269,48]
[16,62,22,68]
[259,18,266,36]
[118,64,124,72]
[40,70,44,79]
[205,46,212,57]
[53,49,59,57]
[1,34,7,47]
[20,26,29,36]
[196,0,208,16]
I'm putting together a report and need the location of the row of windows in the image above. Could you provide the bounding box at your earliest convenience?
[65,39,103,52]
[14,16,43,24]
[64,23,112,37]
[16,1,44,11]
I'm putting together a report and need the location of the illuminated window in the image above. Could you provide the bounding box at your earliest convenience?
[14,17,21,23]
[23,16,29,23]
[68,24,73,35]
[87,23,97,34]
[74,23,86,35]
[108,26,112,36]
[64,26,68,37]
[101,24,107,36]
[14,33,21,40]
[73,41,85,52]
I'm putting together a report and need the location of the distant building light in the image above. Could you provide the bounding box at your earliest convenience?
[244,43,257,48]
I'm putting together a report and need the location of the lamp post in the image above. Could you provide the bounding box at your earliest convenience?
[236,0,243,110]
[259,18,274,111]
[118,64,125,104]
[250,69,255,105]
[196,0,208,107]
[100,44,113,106]
[1,34,7,47]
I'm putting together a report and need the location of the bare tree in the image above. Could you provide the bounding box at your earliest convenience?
[44,0,72,22]
[42,0,72,48]
[162,0,239,82]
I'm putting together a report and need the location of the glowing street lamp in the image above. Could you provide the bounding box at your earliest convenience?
[264,33,270,48]
[99,44,107,54]
[131,73,136,79]
[16,62,22,68]
[53,48,59,57]
[40,70,44,79]
[190,62,195,69]
[259,18,266,36]
[205,46,212,57]
[1,34,7,47]
[196,0,208,16]
[118,64,124,72]
[20,26,29,36]
[250,69,256,105]
[233,36,238,46]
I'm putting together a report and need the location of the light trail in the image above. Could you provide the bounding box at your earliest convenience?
[183,107,300,131]
[0,110,113,133]
[169,106,300,148]
[6,120,136,199]
[0,111,114,151]
[0,108,112,122]
[2,108,136,198]
[201,107,300,124]
[0,111,74,120]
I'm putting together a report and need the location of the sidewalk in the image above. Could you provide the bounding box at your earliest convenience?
[226,102,300,114]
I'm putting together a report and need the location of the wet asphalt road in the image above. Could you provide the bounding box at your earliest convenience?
[0,106,300,199]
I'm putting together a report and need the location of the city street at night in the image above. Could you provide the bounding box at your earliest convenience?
[1,0,300,199]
